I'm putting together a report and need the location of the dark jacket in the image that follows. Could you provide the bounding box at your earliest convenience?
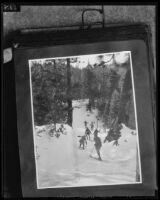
[94,136,102,149]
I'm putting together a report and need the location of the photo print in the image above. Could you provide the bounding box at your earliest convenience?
[29,51,142,189]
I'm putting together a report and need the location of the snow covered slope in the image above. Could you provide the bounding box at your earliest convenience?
[33,99,140,188]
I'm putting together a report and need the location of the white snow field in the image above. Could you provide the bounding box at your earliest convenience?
[34,99,141,189]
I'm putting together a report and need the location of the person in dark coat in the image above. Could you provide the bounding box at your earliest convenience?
[79,135,87,149]
[84,121,88,128]
[90,121,95,131]
[93,129,102,160]
[85,127,91,140]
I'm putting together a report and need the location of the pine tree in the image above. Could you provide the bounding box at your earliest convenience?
[125,93,136,129]
[31,59,69,126]
[108,89,120,127]
[84,64,97,110]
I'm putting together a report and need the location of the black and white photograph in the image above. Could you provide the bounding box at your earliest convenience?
[29,51,142,189]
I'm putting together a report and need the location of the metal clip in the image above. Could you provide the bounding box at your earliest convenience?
[80,6,105,29]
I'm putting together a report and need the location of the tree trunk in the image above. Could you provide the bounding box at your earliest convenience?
[66,58,72,126]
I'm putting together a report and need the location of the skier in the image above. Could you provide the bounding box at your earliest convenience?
[84,120,88,128]
[79,135,87,149]
[93,129,102,161]
[90,121,95,131]
[85,127,91,140]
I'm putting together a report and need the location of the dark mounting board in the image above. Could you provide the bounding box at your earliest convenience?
[13,23,156,197]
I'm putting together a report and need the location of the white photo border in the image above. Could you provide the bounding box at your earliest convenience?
[28,51,142,189]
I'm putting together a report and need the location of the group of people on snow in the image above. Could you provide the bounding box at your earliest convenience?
[79,120,102,160]
[79,119,123,161]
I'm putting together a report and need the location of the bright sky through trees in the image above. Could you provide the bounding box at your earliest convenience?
[29,52,130,69]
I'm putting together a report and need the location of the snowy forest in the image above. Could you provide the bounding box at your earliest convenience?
[31,52,135,131]
[30,52,141,188]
